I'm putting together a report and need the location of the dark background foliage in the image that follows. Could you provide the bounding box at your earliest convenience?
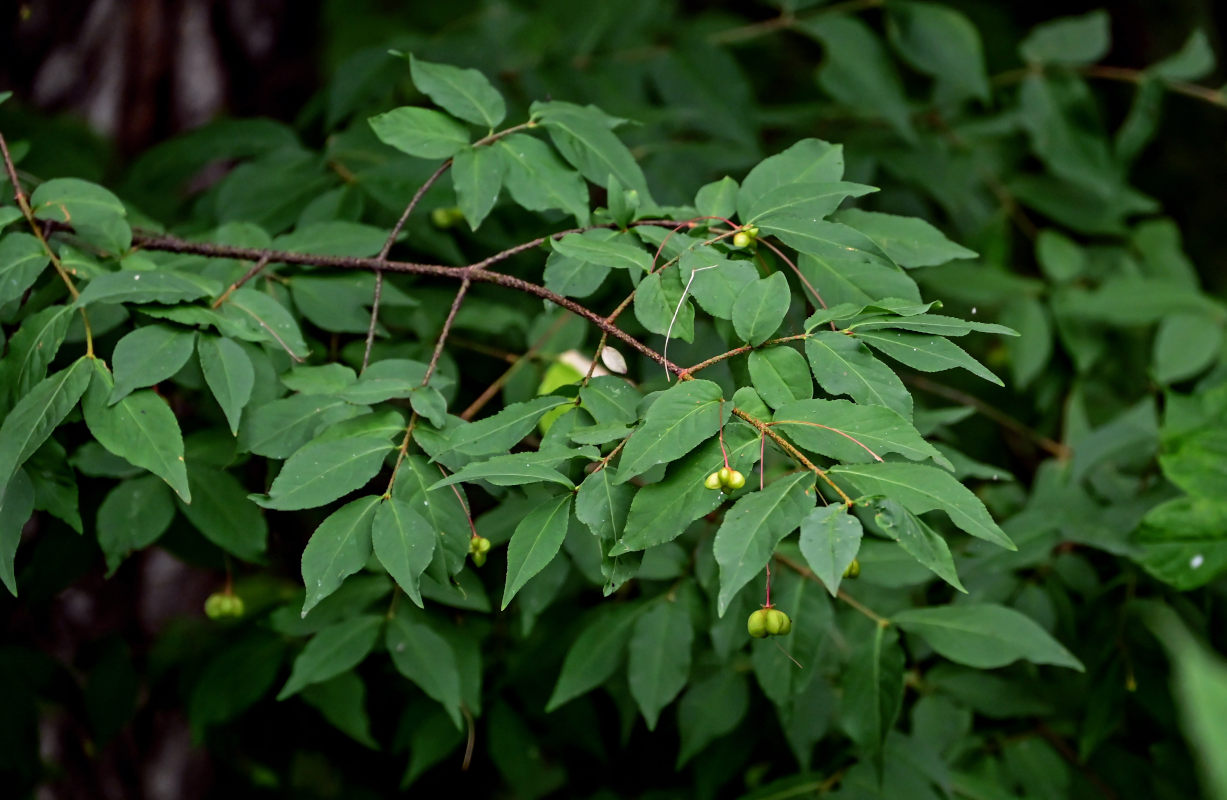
[3,2,1227,799]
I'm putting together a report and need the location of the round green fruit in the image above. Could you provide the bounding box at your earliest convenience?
[765,608,791,635]
[704,471,723,490]
[843,559,861,579]
[733,231,752,248]
[747,608,770,638]
[204,593,227,620]
[725,469,746,490]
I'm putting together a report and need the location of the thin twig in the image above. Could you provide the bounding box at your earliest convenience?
[0,131,92,354]
[423,277,471,386]
[130,231,688,377]
[730,407,854,506]
[774,554,890,626]
[212,255,271,308]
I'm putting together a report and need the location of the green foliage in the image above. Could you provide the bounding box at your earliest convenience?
[2,3,1226,798]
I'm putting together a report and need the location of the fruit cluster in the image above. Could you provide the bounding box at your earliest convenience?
[747,607,792,638]
[469,535,492,567]
[704,466,746,493]
[732,225,759,249]
[204,592,245,620]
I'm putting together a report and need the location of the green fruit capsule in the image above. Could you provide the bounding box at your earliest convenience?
[725,470,746,490]
[718,467,732,486]
[704,471,723,490]
[225,594,246,618]
[204,593,227,620]
[732,231,752,248]
[476,537,491,554]
[472,551,487,567]
[764,608,791,636]
[843,559,861,579]
[747,608,770,638]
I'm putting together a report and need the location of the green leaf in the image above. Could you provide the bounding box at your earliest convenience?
[830,462,1014,549]
[772,398,950,467]
[855,329,1002,386]
[633,270,693,342]
[886,1,990,102]
[892,603,1084,670]
[999,296,1052,389]
[338,359,436,404]
[409,54,506,128]
[714,471,817,614]
[552,230,651,272]
[579,376,640,426]
[737,139,844,224]
[30,177,130,252]
[386,610,464,727]
[277,615,383,700]
[391,455,472,578]
[373,498,436,608]
[695,176,738,219]
[108,325,197,404]
[532,100,650,197]
[179,465,267,562]
[748,346,813,409]
[676,669,750,767]
[368,106,470,159]
[627,601,693,730]
[290,274,382,334]
[0,358,92,500]
[446,396,571,456]
[841,623,905,761]
[0,206,21,230]
[409,386,448,428]
[300,495,381,617]
[429,452,576,490]
[0,233,49,306]
[97,475,175,575]
[238,395,366,459]
[301,672,377,748]
[1020,10,1110,66]
[255,434,394,511]
[800,15,915,141]
[799,503,863,597]
[501,493,572,610]
[872,498,965,592]
[1150,610,1227,800]
[77,270,216,307]
[575,468,634,543]
[273,221,387,257]
[0,305,73,405]
[615,380,729,484]
[1152,30,1216,81]
[805,332,912,418]
[452,145,505,230]
[615,424,759,554]
[1135,496,1227,590]
[1153,312,1221,385]
[494,135,589,223]
[198,335,254,435]
[732,272,790,346]
[219,288,310,361]
[682,251,758,320]
[82,361,190,502]
[188,632,284,740]
[546,602,642,711]
[0,469,34,596]
[849,312,1017,338]
[742,181,877,225]
[835,209,977,268]
[1018,73,1121,198]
